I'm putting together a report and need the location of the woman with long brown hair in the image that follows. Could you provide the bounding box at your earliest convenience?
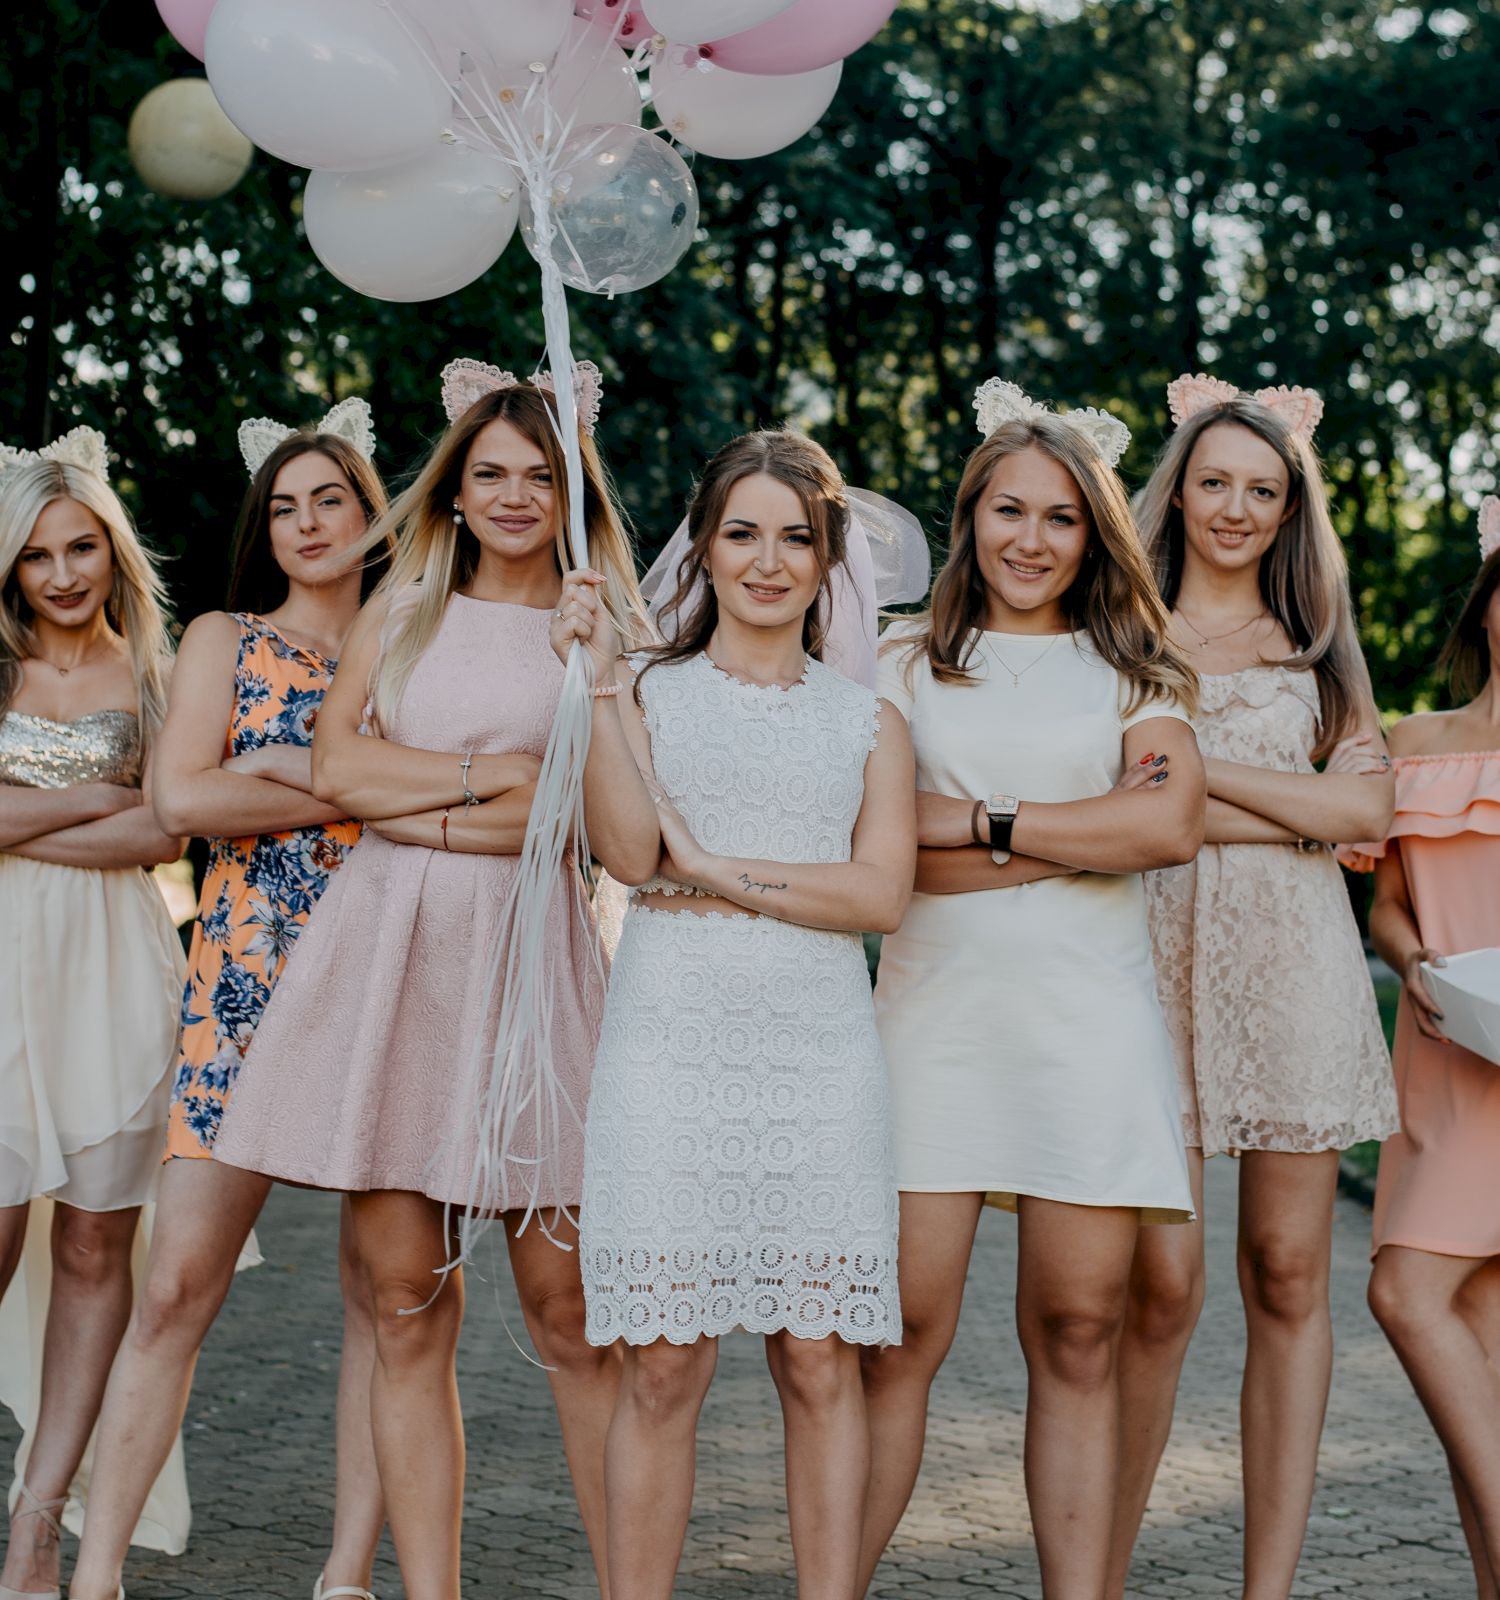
[71,405,393,1600]
[1107,377,1397,1600]
[1356,498,1500,1596]
[209,363,648,1600]
[556,427,915,1599]
[857,382,1205,1600]
[0,436,183,1600]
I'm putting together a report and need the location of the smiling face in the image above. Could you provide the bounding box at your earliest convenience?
[13,497,115,631]
[705,471,822,636]
[455,417,559,569]
[1175,420,1295,577]
[266,450,368,588]
[972,446,1091,632]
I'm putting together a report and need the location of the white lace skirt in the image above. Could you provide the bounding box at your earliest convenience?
[580,906,901,1347]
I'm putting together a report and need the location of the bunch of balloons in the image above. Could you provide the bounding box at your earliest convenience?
[151,0,896,304]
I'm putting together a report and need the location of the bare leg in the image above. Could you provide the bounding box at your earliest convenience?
[765,1332,869,1599]
[1015,1196,1139,1600]
[856,1191,984,1594]
[320,1197,387,1594]
[1,1204,139,1596]
[1106,1151,1207,1598]
[347,1190,465,1600]
[1368,1246,1500,1595]
[1237,1149,1339,1600]
[603,1339,718,1600]
[505,1210,621,1599]
[68,1160,269,1600]
[0,1203,26,1298]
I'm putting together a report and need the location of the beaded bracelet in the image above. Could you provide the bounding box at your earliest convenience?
[592,682,622,699]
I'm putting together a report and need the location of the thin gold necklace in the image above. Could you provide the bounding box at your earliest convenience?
[33,637,112,676]
[986,630,1061,687]
[1175,605,1270,651]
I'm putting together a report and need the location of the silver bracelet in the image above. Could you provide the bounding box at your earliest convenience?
[459,752,478,809]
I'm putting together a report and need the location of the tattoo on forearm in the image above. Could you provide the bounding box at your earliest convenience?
[738,871,787,895]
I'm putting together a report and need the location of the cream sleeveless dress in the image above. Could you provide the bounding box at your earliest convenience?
[873,623,1194,1222]
[0,707,189,1552]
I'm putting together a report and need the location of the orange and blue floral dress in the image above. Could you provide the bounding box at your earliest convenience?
[165,614,360,1159]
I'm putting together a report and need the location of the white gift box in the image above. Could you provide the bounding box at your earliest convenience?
[1421,948,1500,1067]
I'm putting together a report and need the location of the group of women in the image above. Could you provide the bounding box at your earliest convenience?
[0,361,1496,1600]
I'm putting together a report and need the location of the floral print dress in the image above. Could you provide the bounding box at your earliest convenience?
[165,614,360,1158]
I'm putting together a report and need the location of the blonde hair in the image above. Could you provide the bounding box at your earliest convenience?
[0,459,173,754]
[360,384,651,730]
[1135,397,1366,759]
[897,417,1197,717]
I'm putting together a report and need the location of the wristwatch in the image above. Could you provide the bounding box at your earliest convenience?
[986,793,1020,864]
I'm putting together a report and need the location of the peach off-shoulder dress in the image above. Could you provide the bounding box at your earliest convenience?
[1343,751,1500,1258]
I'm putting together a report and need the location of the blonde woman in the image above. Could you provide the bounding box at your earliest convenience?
[1108,378,1397,1600]
[211,362,649,1600]
[0,435,183,1600]
[859,383,1205,1599]
[70,408,393,1600]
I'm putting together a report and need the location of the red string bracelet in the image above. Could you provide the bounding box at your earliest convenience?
[440,808,453,851]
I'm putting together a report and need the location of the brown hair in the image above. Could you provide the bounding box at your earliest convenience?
[635,429,850,696]
[897,418,1197,716]
[1436,547,1500,703]
[361,384,650,730]
[226,433,391,614]
[1135,397,1369,759]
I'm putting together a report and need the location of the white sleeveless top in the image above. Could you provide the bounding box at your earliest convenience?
[630,650,881,896]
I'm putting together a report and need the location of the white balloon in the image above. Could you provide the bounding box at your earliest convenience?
[640,0,797,47]
[461,19,640,150]
[443,0,571,67]
[128,78,253,200]
[304,143,520,301]
[522,124,697,295]
[649,48,840,160]
[205,0,449,171]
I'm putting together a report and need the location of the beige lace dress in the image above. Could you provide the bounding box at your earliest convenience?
[1145,666,1398,1155]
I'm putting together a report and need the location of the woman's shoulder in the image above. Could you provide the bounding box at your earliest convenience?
[1387,708,1475,759]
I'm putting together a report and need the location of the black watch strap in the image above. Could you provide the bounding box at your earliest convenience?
[988,807,1017,855]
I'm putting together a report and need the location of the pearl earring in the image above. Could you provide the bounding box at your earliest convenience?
[452,501,464,527]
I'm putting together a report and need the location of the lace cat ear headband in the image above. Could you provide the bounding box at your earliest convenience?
[1167,372,1324,443]
[439,357,604,433]
[1481,496,1500,563]
[0,425,110,485]
[973,378,1132,468]
[237,398,377,479]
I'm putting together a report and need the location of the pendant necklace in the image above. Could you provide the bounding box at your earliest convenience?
[987,630,1061,687]
[1175,606,1270,651]
[34,638,111,676]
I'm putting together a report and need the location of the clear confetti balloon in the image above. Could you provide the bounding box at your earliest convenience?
[521,124,698,296]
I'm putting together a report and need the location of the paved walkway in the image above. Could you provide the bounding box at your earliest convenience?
[4,1157,1467,1598]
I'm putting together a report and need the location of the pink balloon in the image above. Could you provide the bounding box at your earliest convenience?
[706,0,896,75]
[155,0,218,60]
[574,0,651,47]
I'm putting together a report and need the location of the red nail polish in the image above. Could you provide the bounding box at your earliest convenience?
[1139,753,1154,765]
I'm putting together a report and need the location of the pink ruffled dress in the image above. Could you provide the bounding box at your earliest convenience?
[213,594,606,1210]
[1343,751,1500,1258]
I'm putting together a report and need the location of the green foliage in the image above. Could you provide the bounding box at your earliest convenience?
[3,0,1496,715]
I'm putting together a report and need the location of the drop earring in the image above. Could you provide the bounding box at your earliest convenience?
[452,501,464,527]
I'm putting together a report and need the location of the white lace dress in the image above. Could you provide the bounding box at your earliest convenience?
[1145,666,1397,1155]
[579,652,901,1347]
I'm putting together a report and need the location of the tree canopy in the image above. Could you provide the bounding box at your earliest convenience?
[4,0,1497,711]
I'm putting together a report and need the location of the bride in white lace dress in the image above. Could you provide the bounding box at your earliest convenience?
[550,429,915,1600]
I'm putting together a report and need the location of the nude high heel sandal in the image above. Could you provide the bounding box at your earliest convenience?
[313,1576,376,1600]
[0,1481,66,1600]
